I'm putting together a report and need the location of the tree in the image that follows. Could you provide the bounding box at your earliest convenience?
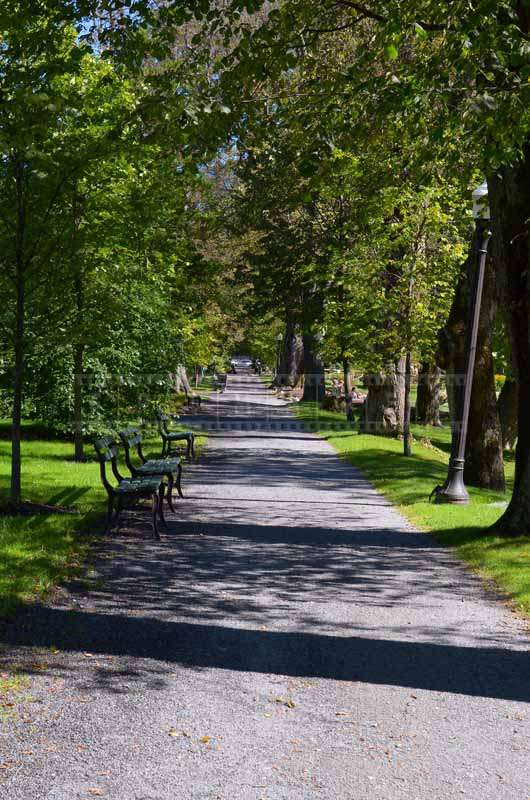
[0,10,138,503]
[202,0,530,525]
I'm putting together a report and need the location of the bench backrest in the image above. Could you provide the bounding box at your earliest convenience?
[119,426,142,448]
[118,426,146,470]
[156,412,168,437]
[94,436,119,463]
[156,411,179,437]
[94,437,124,494]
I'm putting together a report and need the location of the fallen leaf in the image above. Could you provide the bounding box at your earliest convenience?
[199,735,212,744]
[273,697,295,708]
[87,790,104,797]
[168,729,189,738]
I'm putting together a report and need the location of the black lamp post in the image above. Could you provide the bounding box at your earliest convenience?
[433,182,491,504]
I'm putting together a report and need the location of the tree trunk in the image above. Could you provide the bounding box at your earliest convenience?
[73,342,85,462]
[363,358,406,435]
[498,379,518,451]
[416,362,442,426]
[464,315,505,491]
[488,148,530,533]
[11,258,24,507]
[343,357,352,396]
[10,160,26,508]
[301,333,325,402]
[437,236,505,490]
[174,365,192,396]
[73,261,85,462]
[277,319,303,387]
[403,351,412,456]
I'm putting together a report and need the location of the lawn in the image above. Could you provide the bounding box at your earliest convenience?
[0,420,204,617]
[193,373,222,394]
[294,402,530,617]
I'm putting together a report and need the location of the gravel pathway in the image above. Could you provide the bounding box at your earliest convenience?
[1,374,529,800]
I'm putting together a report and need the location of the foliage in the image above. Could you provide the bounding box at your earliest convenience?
[213,31,472,377]
[0,4,242,475]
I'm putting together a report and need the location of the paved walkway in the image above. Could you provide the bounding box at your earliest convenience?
[1,374,529,800]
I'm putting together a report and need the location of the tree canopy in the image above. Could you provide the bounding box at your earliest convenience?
[2,1,530,534]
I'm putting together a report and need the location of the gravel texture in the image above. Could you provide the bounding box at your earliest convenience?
[1,374,529,800]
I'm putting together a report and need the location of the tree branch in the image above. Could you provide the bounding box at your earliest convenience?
[331,0,447,32]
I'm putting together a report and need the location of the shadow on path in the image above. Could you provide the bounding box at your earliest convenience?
[3,607,529,703]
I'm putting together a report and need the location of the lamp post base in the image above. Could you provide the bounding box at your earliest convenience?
[432,458,470,504]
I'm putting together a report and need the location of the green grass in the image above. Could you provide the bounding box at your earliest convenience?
[193,374,220,394]
[295,402,530,616]
[0,421,205,617]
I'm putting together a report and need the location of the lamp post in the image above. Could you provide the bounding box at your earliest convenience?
[433,182,491,504]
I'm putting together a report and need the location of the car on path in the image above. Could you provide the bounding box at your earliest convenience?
[230,355,253,370]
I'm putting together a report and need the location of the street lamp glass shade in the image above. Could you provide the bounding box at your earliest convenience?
[472,181,490,221]
[276,333,283,342]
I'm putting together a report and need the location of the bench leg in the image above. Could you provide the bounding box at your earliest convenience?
[107,497,123,533]
[105,496,114,533]
[151,492,161,541]
[187,433,195,459]
[166,473,176,513]
[176,463,184,498]
[158,483,168,529]
[113,497,123,532]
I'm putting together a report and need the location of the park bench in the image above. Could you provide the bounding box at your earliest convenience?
[156,411,195,459]
[118,426,184,513]
[183,390,202,409]
[94,436,165,540]
[213,373,226,391]
[119,427,184,512]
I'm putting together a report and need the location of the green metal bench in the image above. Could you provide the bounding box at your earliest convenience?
[156,411,195,459]
[94,436,165,540]
[184,391,202,409]
[118,426,183,513]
